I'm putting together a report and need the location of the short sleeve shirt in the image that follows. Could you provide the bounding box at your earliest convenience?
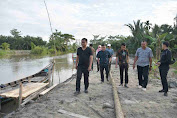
[116,49,129,65]
[135,47,153,67]
[97,50,111,66]
[106,48,114,56]
[77,47,93,68]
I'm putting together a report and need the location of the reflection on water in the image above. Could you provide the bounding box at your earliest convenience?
[0,53,76,84]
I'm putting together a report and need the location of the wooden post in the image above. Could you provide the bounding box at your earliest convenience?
[52,61,55,85]
[0,97,1,111]
[28,77,31,83]
[19,82,23,107]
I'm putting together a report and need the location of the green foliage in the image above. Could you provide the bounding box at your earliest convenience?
[31,46,48,55]
[0,42,10,50]
[0,29,47,50]
[0,50,7,56]
[48,48,56,54]
[31,42,36,50]
[48,30,76,52]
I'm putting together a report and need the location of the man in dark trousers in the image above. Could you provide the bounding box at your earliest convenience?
[75,38,93,95]
[133,41,153,91]
[97,44,111,83]
[115,43,129,88]
[156,41,172,96]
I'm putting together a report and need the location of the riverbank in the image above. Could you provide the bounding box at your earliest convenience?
[5,65,115,118]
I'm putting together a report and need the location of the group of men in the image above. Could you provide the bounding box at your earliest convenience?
[75,38,172,97]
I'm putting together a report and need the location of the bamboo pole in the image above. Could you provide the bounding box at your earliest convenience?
[110,72,124,118]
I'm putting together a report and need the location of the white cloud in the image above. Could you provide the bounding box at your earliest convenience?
[0,0,177,42]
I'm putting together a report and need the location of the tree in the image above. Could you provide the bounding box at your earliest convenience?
[1,42,10,50]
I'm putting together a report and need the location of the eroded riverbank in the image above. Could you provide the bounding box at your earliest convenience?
[5,65,115,118]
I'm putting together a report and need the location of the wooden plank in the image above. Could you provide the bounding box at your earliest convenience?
[0,83,48,98]
[21,88,46,106]
[58,109,89,118]
[40,84,58,96]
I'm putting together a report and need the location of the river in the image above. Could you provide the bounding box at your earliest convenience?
[0,53,76,85]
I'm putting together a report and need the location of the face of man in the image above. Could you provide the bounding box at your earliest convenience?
[108,46,111,49]
[101,46,106,51]
[162,44,166,50]
[81,40,87,47]
[141,42,147,49]
[98,45,101,49]
[121,45,126,50]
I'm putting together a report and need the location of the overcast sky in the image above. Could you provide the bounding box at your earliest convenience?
[0,0,177,42]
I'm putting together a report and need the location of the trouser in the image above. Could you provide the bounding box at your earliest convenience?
[159,67,169,92]
[100,64,109,82]
[76,67,89,91]
[97,60,100,71]
[119,63,128,84]
[137,65,149,88]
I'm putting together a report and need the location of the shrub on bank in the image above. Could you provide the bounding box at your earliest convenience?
[0,50,7,56]
[31,46,48,55]
[48,48,56,54]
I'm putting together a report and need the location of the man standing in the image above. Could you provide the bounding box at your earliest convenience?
[75,38,93,95]
[96,45,102,72]
[106,44,114,71]
[156,41,172,96]
[97,44,111,83]
[133,41,153,91]
[89,44,95,70]
[115,43,129,88]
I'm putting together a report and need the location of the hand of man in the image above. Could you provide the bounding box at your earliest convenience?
[133,64,135,69]
[149,66,152,71]
[156,62,161,65]
[75,65,77,70]
[115,64,118,68]
[88,66,92,71]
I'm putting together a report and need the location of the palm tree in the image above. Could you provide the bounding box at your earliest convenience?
[125,20,145,49]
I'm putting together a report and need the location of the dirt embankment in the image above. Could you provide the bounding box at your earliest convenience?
[111,59,177,118]
[5,66,115,118]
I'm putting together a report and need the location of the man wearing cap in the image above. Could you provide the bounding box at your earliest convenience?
[106,44,114,71]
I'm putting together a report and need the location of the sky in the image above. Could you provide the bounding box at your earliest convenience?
[0,0,177,42]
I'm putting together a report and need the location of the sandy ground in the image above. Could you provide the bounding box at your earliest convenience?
[111,59,177,118]
[4,58,177,118]
[5,65,115,118]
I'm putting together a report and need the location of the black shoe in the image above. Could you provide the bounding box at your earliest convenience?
[164,92,168,96]
[159,90,165,93]
[119,84,123,86]
[84,90,88,93]
[106,78,109,81]
[74,91,80,96]
[124,84,129,88]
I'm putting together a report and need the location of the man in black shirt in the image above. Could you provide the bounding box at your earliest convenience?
[156,41,172,96]
[75,38,93,95]
[97,44,111,82]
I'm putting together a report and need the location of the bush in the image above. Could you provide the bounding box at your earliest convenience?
[0,50,7,56]
[49,48,56,54]
[31,46,48,55]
